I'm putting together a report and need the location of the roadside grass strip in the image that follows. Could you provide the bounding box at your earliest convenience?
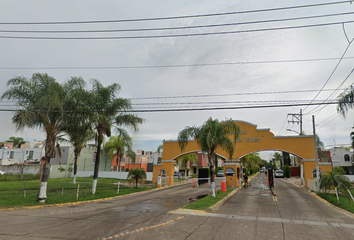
[98,216,184,240]
[182,188,234,210]
[0,177,154,209]
[316,192,354,217]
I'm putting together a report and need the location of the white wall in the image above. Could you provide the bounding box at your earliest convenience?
[76,171,153,181]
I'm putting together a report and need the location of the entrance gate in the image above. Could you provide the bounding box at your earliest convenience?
[152,120,331,188]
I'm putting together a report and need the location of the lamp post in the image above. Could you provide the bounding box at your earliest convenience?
[286,129,300,135]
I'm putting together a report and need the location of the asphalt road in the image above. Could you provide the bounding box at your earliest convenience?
[0,180,215,240]
[1,175,354,240]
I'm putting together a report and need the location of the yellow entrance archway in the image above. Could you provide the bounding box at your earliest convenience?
[152,120,325,187]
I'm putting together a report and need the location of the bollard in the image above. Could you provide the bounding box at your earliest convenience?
[192,178,195,188]
[157,176,161,188]
[221,177,227,192]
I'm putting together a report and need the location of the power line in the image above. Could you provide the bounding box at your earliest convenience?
[1,57,354,70]
[0,1,350,25]
[0,101,342,113]
[129,89,345,100]
[2,12,354,34]
[303,38,354,113]
[1,20,354,40]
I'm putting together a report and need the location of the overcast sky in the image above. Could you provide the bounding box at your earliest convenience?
[0,0,353,160]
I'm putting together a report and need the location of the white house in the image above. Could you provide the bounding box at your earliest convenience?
[331,147,353,174]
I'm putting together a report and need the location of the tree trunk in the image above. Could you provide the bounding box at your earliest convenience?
[92,135,102,194]
[73,150,79,184]
[209,154,216,198]
[136,178,138,188]
[117,154,120,172]
[38,133,55,203]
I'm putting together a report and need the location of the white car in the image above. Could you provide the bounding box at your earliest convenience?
[0,170,5,175]
[275,170,284,178]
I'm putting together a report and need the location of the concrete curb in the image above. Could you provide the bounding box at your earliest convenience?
[0,179,193,212]
[288,179,354,219]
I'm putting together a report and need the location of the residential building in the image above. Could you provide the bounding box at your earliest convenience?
[331,147,353,174]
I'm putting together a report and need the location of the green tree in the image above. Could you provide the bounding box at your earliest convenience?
[351,126,354,159]
[177,117,240,197]
[333,166,346,175]
[127,168,147,188]
[337,86,354,117]
[61,77,95,184]
[104,134,134,172]
[176,153,198,178]
[5,136,25,148]
[1,73,75,202]
[320,170,351,202]
[282,165,291,178]
[88,80,143,194]
[156,144,163,154]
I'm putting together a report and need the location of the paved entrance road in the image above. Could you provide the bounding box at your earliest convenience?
[1,175,354,240]
[0,180,214,240]
[121,174,354,240]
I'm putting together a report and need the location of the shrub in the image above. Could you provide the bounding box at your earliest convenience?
[333,166,346,175]
[282,165,291,178]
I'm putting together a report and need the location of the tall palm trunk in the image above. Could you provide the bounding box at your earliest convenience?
[209,154,216,197]
[92,134,102,194]
[38,133,55,203]
[73,148,79,184]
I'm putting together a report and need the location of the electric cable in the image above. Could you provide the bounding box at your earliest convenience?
[1,11,353,34]
[0,1,350,25]
[1,20,354,40]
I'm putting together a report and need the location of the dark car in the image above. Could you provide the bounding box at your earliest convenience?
[216,170,224,177]
[174,171,181,178]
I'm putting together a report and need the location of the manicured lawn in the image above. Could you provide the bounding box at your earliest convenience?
[317,189,354,214]
[182,188,234,210]
[0,177,154,209]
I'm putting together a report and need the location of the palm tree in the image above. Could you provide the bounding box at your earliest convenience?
[350,125,354,157]
[5,136,25,148]
[104,134,134,172]
[177,117,240,197]
[88,79,143,194]
[157,144,163,154]
[127,168,147,188]
[1,73,70,202]
[61,77,95,184]
[320,170,351,203]
[337,86,354,117]
[176,153,198,178]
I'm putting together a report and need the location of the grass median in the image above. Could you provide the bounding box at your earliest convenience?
[317,190,354,214]
[0,177,154,209]
[182,188,234,210]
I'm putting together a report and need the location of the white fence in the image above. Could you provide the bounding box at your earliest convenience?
[77,171,153,181]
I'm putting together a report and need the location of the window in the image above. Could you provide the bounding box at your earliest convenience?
[312,169,323,178]
[29,151,34,159]
[344,154,350,162]
[157,157,161,163]
[26,150,28,154]
[122,157,125,163]
[9,151,14,159]
[121,167,124,171]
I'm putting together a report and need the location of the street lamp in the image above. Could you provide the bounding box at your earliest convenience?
[286,129,300,134]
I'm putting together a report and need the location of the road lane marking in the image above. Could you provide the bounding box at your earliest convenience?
[169,209,354,229]
[98,216,184,239]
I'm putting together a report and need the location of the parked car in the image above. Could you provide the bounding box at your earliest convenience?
[174,171,181,178]
[260,169,264,173]
[275,170,284,178]
[216,170,224,177]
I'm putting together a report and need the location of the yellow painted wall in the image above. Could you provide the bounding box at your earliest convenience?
[152,161,175,185]
[153,120,317,185]
[303,161,332,188]
[161,120,316,160]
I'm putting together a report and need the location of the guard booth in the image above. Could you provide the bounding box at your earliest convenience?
[224,162,241,188]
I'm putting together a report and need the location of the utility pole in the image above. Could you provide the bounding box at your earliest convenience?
[287,109,303,135]
[312,115,320,192]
